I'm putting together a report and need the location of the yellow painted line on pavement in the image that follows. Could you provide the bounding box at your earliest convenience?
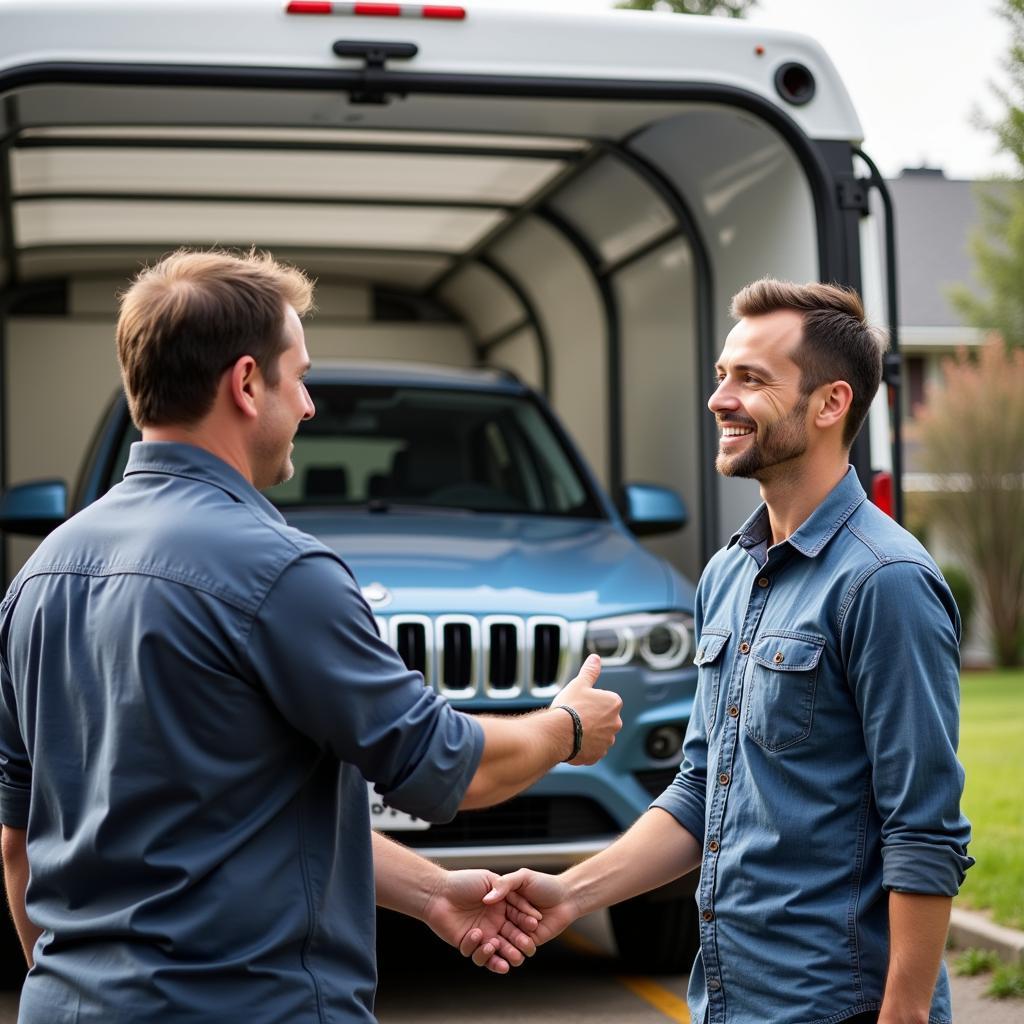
[559,930,690,1023]
[617,975,691,1023]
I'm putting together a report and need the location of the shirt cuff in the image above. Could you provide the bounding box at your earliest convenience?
[881,841,975,896]
[649,783,705,846]
[0,781,30,828]
[380,711,485,825]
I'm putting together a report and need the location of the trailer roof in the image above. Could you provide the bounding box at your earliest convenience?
[0,1,861,142]
[0,0,852,309]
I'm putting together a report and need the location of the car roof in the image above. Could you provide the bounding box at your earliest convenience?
[306,360,529,395]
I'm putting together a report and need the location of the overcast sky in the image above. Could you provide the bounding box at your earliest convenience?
[462,0,1014,181]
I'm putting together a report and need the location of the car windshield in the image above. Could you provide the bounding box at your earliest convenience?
[106,384,600,517]
[275,384,600,517]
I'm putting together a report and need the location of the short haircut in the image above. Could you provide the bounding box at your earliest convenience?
[730,278,888,447]
[117,248,315,428]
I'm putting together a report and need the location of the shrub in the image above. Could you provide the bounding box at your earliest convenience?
[915,340,1024,666]
[940,564,976,643]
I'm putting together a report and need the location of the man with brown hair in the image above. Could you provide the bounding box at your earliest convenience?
[0,248,622,1023]
[489,279,973,1024]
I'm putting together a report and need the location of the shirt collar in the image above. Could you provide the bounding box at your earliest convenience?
[727,465,867,559]
[123,441,286,524]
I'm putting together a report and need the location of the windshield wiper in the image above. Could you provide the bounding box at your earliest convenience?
[362,500,476,516]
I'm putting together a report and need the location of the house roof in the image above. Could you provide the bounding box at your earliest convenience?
[885,167,998,329]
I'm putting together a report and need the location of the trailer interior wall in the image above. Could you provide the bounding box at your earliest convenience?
[631,109,819,544]
[2,76,826,584]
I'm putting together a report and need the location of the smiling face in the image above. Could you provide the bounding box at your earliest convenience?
[251,304,315,490]
[709,309,813,481]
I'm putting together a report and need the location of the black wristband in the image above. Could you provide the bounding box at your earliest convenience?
[557,705,584,762]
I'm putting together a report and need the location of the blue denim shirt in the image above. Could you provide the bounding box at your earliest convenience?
[0,442,483,1023]
[652,468,972,1024]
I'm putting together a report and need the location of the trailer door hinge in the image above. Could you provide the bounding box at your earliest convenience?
[837,176,871,215]
[332,39,418,104]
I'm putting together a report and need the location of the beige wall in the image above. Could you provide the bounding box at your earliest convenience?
[5,317,122,574]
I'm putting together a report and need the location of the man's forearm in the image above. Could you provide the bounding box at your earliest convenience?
[1,825,41,966]
[460,709,573,809]
[879,891,952,1024]
[372,830,445,920]
[461,654,621,810]
[564,807,702,916]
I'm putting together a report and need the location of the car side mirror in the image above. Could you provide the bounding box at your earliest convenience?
[0,480,68,537]
[620,483,687,537]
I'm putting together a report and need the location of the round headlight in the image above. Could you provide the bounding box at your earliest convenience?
[585,625,636,665]
[638,620,691,670]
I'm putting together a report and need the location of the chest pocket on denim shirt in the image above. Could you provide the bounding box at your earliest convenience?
[744,631,825,752]
[694,628,731,730]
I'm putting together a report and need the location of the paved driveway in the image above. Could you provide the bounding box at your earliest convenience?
[1,916,1020,1023]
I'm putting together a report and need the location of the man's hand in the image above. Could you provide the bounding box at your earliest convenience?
[421,868,542,974]
[551,654,622,765]
[483,869,581,947]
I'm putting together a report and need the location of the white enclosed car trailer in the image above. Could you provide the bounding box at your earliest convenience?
[0,0,904,984]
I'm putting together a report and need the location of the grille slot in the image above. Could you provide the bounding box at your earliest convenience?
[488,622,519,689]
[395,622,427,675]
[439,618,475,693]
[533,624,561,685]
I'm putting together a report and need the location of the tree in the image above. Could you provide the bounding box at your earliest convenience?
[914,341,1024,667]
[615,0,757,16]
[949,0,1024,347]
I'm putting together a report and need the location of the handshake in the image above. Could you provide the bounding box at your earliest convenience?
[421,862,579,974]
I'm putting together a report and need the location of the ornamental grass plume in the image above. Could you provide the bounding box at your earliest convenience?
[914,339,1024,666]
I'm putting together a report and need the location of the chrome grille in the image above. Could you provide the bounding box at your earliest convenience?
[378,614,576,699]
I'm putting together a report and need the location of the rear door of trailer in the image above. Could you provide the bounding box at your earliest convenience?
[0,1,896,586]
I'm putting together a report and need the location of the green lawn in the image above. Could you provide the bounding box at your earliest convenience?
[955,669,1024,930]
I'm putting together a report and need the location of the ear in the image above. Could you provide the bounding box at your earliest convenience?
[227,355,261,420]
[813,380,854,434]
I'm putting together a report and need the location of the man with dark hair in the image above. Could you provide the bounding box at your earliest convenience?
[0,248,622,1023]
[489,278,973,1024]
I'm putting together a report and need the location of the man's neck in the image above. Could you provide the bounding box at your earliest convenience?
[759,455,849,547]
[142,424,254,485]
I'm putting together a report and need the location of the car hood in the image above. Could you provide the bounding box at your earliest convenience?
[280,510,682,618]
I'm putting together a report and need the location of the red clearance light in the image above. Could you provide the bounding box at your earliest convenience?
[872,470,894,519]
[286,1,466,17]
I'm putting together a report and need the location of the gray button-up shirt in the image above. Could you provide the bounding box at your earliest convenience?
[0,442,483,1023]
[653,468,973,1024]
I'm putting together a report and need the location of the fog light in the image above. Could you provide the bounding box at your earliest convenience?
[645,725,684,761]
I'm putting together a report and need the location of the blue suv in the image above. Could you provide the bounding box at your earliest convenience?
[1,361,700,971]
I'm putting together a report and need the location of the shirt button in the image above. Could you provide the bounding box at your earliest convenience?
[702,909,715,922]
[708,839,720,853]
[739,641,750,654]
[718,772,730,786]
[773,651,785,664]
[757,577,769,588]
[727,705,739,718]
[707,978,722,991]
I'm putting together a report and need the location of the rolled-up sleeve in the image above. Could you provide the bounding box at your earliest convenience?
[0,609,32,828]
[649,713,708,845]
[242,552,483,824]
[841,559,974,895]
